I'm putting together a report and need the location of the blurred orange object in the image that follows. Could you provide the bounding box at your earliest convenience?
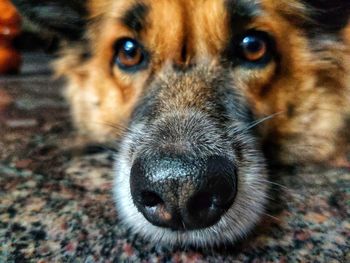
[0,0,22,74]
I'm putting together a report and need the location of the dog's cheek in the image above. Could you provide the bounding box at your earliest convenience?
[63,62,141,141]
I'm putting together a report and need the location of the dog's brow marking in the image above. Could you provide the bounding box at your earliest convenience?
[225,0,261,21]
[120,2,149,32]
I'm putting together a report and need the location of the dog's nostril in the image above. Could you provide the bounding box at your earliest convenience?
[188,192,215,213]
[141,191,164,207]
[140,191,174,224]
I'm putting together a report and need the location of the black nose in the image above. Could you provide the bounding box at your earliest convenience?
[130,155,237,230]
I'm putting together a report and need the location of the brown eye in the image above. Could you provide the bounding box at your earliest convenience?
[239,34,269,62]
[114,38,147,71]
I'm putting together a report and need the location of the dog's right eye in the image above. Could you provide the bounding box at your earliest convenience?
[114,38,147,71]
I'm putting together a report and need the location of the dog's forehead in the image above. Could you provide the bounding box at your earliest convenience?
[113,0,262,28]
[99,0,267,59]
[94,0,311,34]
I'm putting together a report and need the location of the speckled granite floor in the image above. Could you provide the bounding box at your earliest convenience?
[0,53,349,262]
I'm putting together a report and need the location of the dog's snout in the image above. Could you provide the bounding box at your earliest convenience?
[130,155,237,230]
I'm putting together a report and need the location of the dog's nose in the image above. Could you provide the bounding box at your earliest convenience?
[130,155,237,230]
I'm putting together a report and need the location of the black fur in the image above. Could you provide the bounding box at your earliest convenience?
[304,0,350,33]
[120,2,150,33]
[225,0,261,32]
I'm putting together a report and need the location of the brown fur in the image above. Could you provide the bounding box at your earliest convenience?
[56,0,350,164]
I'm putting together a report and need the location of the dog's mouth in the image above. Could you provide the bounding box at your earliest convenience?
[113,65,268,246]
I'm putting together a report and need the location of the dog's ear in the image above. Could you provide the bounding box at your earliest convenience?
[12,0,87,41]
[304,0,350,33]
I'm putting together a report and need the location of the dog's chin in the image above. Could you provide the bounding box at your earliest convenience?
[113,126,268,247]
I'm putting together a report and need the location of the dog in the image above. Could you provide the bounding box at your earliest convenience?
[14,0,350,247]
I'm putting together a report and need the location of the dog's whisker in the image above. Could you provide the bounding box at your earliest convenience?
[245,111,284,131]
[261,212,281,222]
[102,121,132,134]
[255,179,289,190]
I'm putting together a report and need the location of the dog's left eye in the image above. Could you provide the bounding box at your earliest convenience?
[237,32,273,64]
[240,36,267,61]
[114,38,147,71]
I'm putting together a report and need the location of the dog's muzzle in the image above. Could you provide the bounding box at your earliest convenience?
[114,65,268,245]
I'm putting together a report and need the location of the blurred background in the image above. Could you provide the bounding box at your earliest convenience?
[0,0,54,72]
[0,0,86,75]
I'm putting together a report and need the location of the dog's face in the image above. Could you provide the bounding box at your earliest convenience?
[60,0,350,163]
[53,0,350,246]
[102,0,272,246]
